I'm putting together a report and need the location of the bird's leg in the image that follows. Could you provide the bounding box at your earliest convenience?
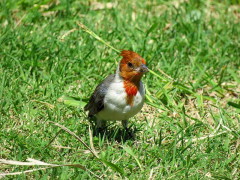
[96,119,106,129]
[122,120,128,129]
[122,119,134,138]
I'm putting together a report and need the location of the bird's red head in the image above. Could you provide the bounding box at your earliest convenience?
[119,50,148,82]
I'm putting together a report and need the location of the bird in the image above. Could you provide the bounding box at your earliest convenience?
[84,50,148,130]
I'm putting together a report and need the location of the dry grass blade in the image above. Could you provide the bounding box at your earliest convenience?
[0,158,86,170]
[157,68,174,81]
[77,22,120,53]
[88,126,99,157]
[48,122,124,175]
[60,28,78,41]
[0,158,57,166]
[48,121,99,158]
[148,168,154,180]
[160,130,231,145]
[14,14,26,28]
[0,166,58,178]
[31,100,55,109]
[90,2,117,10]
[51,145,74,149]
[0,158,87,178]
[186,131,229,143]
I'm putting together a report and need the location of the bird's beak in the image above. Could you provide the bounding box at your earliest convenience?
[139,64,149,73]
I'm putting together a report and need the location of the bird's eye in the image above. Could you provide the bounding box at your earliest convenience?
[127,62,133,68]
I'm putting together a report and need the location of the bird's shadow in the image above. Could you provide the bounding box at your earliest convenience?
[89,119,139,142]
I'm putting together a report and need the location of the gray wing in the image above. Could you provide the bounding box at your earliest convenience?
[84,74,115,117]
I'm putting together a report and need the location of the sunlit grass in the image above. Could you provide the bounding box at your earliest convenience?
[0,0,239,179]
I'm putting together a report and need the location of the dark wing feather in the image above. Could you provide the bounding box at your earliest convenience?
[84,74,115,117]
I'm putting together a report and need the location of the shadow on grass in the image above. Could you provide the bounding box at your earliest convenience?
[89,119,140,142]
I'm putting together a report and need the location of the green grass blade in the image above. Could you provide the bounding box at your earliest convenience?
[58,95,87,108]
[122,146,143,172]
[98,158,125,175]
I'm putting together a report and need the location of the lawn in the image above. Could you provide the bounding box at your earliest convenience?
[0,0,239,179]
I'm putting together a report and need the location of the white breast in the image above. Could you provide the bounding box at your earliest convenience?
[96,75,145,121]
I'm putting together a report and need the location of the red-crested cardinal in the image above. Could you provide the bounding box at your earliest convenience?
[84,50,148,129]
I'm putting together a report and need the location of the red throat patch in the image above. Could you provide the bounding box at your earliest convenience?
[124,80,139,106]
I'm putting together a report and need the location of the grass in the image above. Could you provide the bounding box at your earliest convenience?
[0,0,239,179]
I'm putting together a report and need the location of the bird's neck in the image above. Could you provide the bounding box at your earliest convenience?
[123,80,140,96]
